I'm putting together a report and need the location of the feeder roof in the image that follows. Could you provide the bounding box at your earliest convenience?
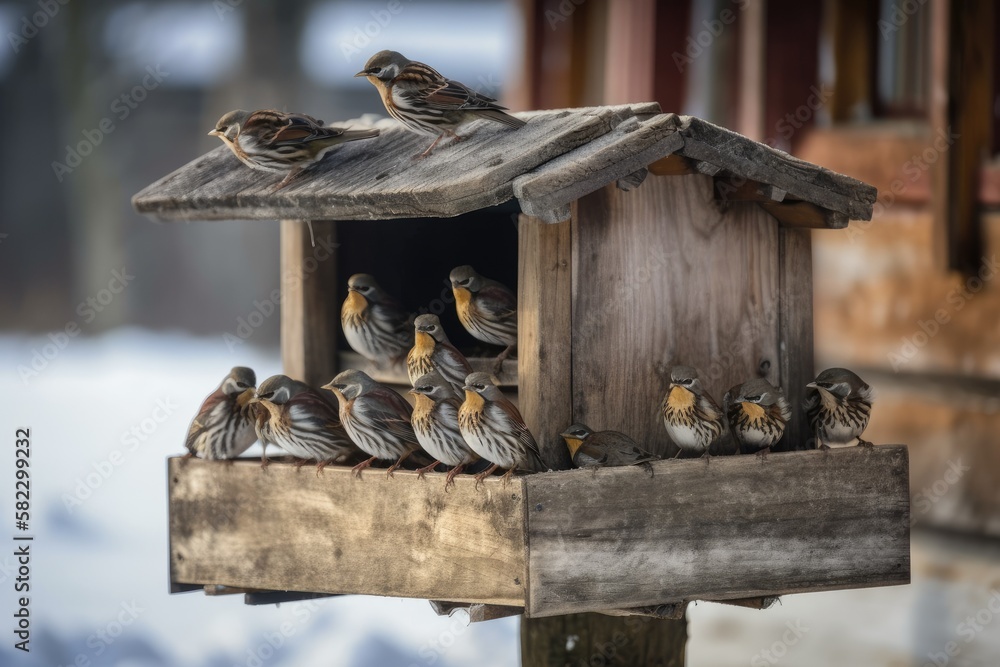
[132,102,876,227]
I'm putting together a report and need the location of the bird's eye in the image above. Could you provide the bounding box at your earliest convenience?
[358,286,370,292]
[236,382,249,389]
[457,279,471,287]
[681,379,693,386]
[746,395,761,402]
[259,391,274,400]
[428,325,437,332]
[573,429,586,437]
[419,385,431,393]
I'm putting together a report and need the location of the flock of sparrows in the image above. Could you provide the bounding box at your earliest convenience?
[208,50,527,189]
[189,49,879,484]
[186,258,876,486]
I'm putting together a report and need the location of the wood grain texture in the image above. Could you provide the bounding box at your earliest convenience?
[778,227,814,450]
[521,612,686,667]
[280,220,339,388]
[518,214,573,471]
[524,445,910,617]
[572,176,782,458]
[133,106,650,222]
[132,108,875,230]
[168,458,526,605]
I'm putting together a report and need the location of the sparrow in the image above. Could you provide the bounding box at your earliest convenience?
[322,369,430,477]
[560,423,658,470]
[185,367,257,460]
[409,371,479,489]
[661,366,728,457]
[209,109,379,189]
[250,374,358,472]
[355,50,525,158]
[341,273,414,368]
[449,265,517,374]
[458,372,546,486]
[724,378,792,455]
[805,368,874,449]
[406,314,473,398]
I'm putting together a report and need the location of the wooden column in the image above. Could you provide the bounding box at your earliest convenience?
[517,214,573,471]
[280,220,339,388]
[930,0,993,273]
[522,613,686,667]
[778,228,813,449]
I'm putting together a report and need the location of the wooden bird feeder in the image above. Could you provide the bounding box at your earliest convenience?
[134,103,909,622]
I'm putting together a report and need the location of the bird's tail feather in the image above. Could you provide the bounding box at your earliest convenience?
[479,109,526,128]
[340,128,381,142]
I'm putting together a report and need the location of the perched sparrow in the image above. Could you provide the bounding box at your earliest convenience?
[449,265,517,374]
[355,50,526,158]
[251,374,358,472]
[458,372,545,486]
[806,368,874,449]
[560,423,658,470]
[341,274,414,368]
[661,366,727,457]
[209,109,379,189]
[724,378,792,455]
[322,369,429,477]
[410,371,479,489]
[406,314,473,397]
[185,367,257,460]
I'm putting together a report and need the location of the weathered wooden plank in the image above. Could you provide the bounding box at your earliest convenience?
[518,214,573,471]
[524,446,910,618]
[674,116,878,220]
[713,175,787,204]
[760,200,848,229]
[280,220,339,387]
[133,106,648,222]
[244,591,337,606]
[169,458,526,606]
[513,113,684,220]
[429,600,524,622]
[777,226,814,450]
[572,176,781,458]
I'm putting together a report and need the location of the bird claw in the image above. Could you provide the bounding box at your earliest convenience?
[755,447,771,460]
[819,444,832,451]
[857,439,874,448]
[260,455,270,469]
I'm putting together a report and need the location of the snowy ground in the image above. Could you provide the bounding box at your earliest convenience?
[1,330,996,666]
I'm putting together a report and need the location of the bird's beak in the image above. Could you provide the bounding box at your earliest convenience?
[248,395,260,405]
[320,382,334,391]
[354,70,369,78]
[208,129,222,137]
[407,388,417,395]
[806,382,818,389]
[463,385,474,392]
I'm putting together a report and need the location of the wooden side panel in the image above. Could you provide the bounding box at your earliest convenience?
[572,175,781,457]
[524,446,911,617]
[280,219,339,387]
[778,227,814,449]
[518,214,573,470]
[168,459,526,606]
